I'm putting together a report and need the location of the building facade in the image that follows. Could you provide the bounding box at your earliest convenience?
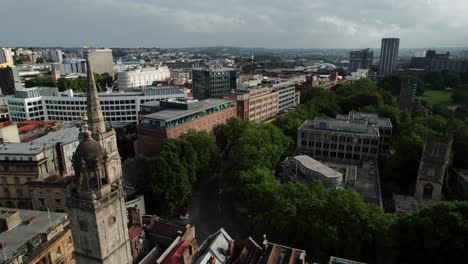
[225,87,279,123]
[272,81,300,113]
[379,38,400,77]
[56,59,87,75]
[0,48,14,65]
[399,78,417,112]
[67,56,133,264]
[349,48,374,72]
[451,168,468,200]
[282,155,343,188]
[192,66,236,100]
[137,98,236,154]
[0,63,22,95]
[7,86,187,123]
[414,135,453,201]
[409,49,468,72]
[41,49,63,64]
[297,118,381,164]
[117,66,171,89]
[88,48,114,75]
[0,208,74,264]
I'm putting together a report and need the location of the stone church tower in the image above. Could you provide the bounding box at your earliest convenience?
[66,55,132,264]
[414,134,453,201]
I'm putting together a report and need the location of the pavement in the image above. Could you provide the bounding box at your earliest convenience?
[183,169,248,242]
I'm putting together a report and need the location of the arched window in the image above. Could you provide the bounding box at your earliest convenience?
[423,183,433,199]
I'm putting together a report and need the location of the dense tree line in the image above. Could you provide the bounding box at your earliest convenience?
[25,73,113,92]
[143,130,220,215]
[219,117,468,263]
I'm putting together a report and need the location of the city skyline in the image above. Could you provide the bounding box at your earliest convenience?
[2,0,468,49]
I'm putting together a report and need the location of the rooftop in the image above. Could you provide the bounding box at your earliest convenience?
[453,168,468,181]
[293,155,342,179]
[329,256,367,264]
[0,208,68,262]
[299,119,380,136]
[393,194,437,213]
[336,112,392,128]
[0,122,79,155]
[194,228,233,264]
[141,99,232,122]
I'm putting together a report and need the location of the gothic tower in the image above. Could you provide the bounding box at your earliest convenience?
[66,54,132,264]
[414,134,453,201]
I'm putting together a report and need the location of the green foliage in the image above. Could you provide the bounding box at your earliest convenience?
[417,90,453,106]
[273,109,308,142]
[184,130,221,177]
[24,77,56,88]
[392,202,468,264]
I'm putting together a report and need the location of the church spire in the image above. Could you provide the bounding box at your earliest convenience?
[86,53,106,136]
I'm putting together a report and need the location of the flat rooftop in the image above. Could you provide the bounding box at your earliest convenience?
[0,208,67,262]
[294,155,342,179]
[299,119,379,136]
[141,99,232,122]
[0,122,79,155]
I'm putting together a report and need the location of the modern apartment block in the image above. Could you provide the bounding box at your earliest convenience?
[0,48,14,65]
[88,48,114,75]
[7,86,187,123]
[271,81,301,113]
[117,66,171,89]
[379,38,400,77]
[349,48,374,72]
[0,208,74,264]
[136,98,236,154]
[192,66,236,99]
[297,112,392,163]
[41,49,63,64]
[409,49,468,72]
[225,86,279,123]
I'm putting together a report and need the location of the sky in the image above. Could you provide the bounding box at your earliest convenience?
[2,0,468,49]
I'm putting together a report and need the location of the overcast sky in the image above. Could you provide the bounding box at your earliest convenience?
[2,0,468,49]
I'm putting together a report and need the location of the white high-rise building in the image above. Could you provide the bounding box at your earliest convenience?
[116,66,171,89]
[0,48,14,65]
[88,48,114,75]
[42,49,63,63]
[379,38,400,77]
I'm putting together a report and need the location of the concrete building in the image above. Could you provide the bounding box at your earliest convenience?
[271,81,300,113]
[225,86,279,123]
[451,168,468,200]
[336,112,392,157]
[0,122,20,143]
[66,56,133,263]
[192,66,236,99]
[298,112,392,163]
[7,85,187,123]
[88,48,114,75]
[0,122,79,211]
[349,48,374,72]
[41,49,63,64]
[117,66,171,89]
[56,58,87,75]
[409,49,468,72]
[379,38,400,77]
[0,63,22,95]
[0,48,14,65]
[282,155,343,188]
[0,208,74,264]
[136,98,236,154]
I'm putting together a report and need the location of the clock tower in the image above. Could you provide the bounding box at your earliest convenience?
[66,55,132,264]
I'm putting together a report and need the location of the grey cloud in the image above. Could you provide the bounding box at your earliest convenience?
[1,0,467,48]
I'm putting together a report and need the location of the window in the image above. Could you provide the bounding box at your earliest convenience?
[423,183,433,199]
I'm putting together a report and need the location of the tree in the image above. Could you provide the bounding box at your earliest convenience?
[392,202,468,264]
[36,58,45,64]
[184,130,221,177]
[24,77,56,88]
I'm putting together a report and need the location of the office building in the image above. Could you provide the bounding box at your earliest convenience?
[0,208,74,264]
[379,38,400,77]
[282,155,343,188]
[271,81,301,113]
[56,59,87,75]
[7,85,187,123]
[117,66,171,89]
[409,49,468,72]
[225,86,279,123]
[88,48,114,75]
[297,112,392,163]
[41,49,63,64]
[0,48,14,65]
[349,48,374,72]
[0,63,22,95]
[192,66,236,99]
[66,56,133,263]
[137,98,236,154]
[451,168,468,200]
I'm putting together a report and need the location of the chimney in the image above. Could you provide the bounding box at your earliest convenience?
[229,240,234,257]
[207,255,216,264]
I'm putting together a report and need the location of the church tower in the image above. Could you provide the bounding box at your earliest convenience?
[66,54,132,264]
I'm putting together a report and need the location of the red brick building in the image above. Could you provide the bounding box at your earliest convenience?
[136,98,236,155]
